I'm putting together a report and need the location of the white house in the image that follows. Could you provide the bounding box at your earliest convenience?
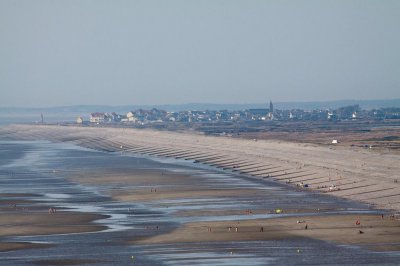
[126,111,137,122]
[90,113,105,123]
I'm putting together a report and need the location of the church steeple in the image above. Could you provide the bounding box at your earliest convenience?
[269,100,273,113]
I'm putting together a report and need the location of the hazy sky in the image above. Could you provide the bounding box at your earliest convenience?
[1,0,399,107]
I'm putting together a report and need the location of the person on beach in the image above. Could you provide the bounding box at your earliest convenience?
[260,227,264,232]
[356,219,360,225]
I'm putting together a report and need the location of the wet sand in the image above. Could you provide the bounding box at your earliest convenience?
[33,259,104,265]
[1,128,400,265]
[0,242,53,252]
[2,124,399,212]
[137,214,400,251]
[0,194,107,253]
[0,212,107,237]
[64,162,400,253]
[69,168,268,202]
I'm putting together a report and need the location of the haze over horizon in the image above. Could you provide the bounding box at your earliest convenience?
[1,0,399,108]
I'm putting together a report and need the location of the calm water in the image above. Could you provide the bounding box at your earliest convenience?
[0,140,399,265]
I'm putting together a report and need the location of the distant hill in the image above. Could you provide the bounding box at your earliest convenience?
[1,99,400,113]
[156,99,400,111]
[1,99,399,125]
[273,99,400,110]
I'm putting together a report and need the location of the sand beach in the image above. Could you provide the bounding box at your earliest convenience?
[2,124,399,212]
[0,124,399,265]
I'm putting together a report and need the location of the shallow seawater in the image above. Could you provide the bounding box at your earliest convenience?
[0,140,399,265]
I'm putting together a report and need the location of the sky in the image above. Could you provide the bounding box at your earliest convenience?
[0,0,399,107]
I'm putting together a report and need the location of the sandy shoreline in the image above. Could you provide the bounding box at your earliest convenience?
[2,124,399,213]
[1,124,400,261]
[0,212,107,237]
[61,159,400,253]
[0,242,54,253]
[136,213,400,251]
[0,193,107,253]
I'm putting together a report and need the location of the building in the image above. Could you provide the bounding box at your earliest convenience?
[111,112,124,122]
[76,117,83,124]
[126,111,137,122]
[90,113,105,123]
[246,109,269,120]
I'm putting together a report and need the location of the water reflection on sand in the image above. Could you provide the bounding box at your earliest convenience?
[0,140,399,265]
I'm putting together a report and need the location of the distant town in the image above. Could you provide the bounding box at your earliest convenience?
[77,101,400,126]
